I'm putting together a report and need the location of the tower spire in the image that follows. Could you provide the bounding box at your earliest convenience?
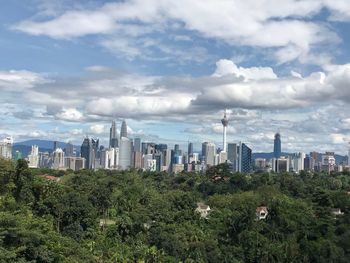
[221,109,229,152]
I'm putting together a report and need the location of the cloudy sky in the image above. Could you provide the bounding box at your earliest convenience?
[1,0,350,154]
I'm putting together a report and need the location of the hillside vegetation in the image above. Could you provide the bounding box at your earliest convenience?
[1,158,350,262]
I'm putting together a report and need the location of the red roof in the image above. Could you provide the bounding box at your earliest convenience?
[38,174,60,181]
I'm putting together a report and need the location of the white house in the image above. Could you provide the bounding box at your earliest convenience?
[195,202,211,218]
[256,206,268,220]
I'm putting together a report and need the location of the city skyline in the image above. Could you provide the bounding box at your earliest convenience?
[1,1,350,154]
[2,118,349,174]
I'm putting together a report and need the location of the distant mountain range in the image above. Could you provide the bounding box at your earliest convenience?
[13,140,79,158]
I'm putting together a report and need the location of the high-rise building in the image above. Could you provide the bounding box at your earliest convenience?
[221,110,228,152]
[28,145,39,168]
[188,142,193,156]
[322,152,336,174]
[291,152,305,173]
[133,151,143,169]
[219,151,227,164]
[0,137,13,159]
[109,121,118,148]
[201,142,208,163]
[143,154,155,171]
[65,157,85,171]
[189,152,199,164]
[174,144,182,156]
[134,138,142,152]
[348,143,350,166]
[102,147,119,169]
[227,143,238,171]
[254,158,267,172]
[53,141,58,151]
[91,138,99,169]
[81,137,92,169]
[64,141,74,157]
[272,157,289,173]
[273,133,281,159]
[163,149,172,172]
[52,148,65,170]
[204,142,216,166]
[120,120,128,138]
[304,156,312,171]
[119,137,132,170]
[39,152,50,168]
[155,144,167,152]
[154,153,163,172]
[238,142,252,173]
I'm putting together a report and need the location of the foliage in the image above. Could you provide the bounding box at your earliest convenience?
[0,158,350,262]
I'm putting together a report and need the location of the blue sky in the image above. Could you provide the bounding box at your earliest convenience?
[1,0,350,154]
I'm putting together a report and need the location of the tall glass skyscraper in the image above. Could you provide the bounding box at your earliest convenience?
[109,121,118,148]
[188,142,193,156]
[273,133,281,158]
[81,137,91,169]
[238,142,252,173]
[120,120,128,138]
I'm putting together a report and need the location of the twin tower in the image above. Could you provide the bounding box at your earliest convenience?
[109,120,127,148]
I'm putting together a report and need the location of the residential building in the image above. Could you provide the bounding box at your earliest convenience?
[0,137,13,159]
[28,145,39,168]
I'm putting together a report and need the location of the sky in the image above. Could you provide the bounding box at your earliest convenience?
[1,0,350,154]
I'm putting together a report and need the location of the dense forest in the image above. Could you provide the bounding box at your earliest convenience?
[1,158,350,262]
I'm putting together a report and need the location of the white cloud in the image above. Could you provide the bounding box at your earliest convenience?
[0,70,47,91]
[213,59,277,80]
[86,95,192,118]
[2,57,350,153]
[71,128,83,135]
[90,124,105,134]
[330,133,350,144]
[12,0,345,64]
[55,108,83,121]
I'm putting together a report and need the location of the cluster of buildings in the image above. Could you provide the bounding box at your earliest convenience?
[1,111,350,174]
[254,133,350,173]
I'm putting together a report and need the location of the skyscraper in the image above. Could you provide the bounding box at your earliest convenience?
[119,137,132,170]
[81,137,91,169]
[52,148,65,170]
[109,121,118,148]
[28,145,39,168]
[134,138,142,152]
[202,142,208,163]
[0,137,13,159]
[188,142,193,156]
[273,133,281,159]
[53,141,58,151]
[203,142,215,166]
[65,141,74,157]
[227,143,238,163]
[238,142,252,173]
[221,110,229,152]
[120,120,127,138]
[348,143,350,166]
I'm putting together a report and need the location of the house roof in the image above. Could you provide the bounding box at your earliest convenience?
[38,174,60,181]
[256,206,268,214]
[197,202,210,210]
